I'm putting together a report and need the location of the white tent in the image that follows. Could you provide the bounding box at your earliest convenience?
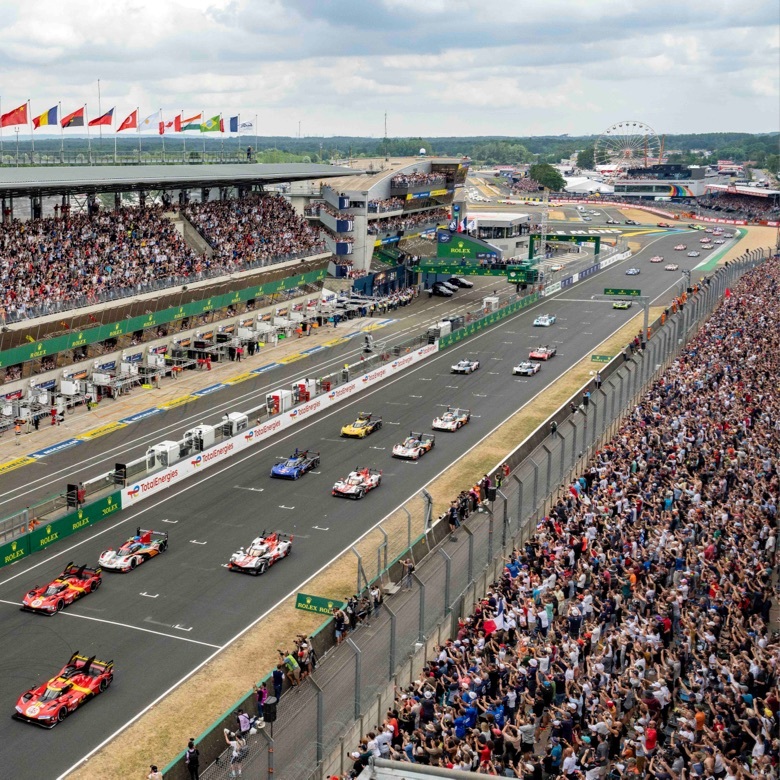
[564,176,614,195]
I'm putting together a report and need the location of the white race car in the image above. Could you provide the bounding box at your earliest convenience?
[701,244,714,250]
[687,251,700,257]
[713,239,725,244]
[332,467,382,499]
[625,268,640,276]
[513,361,541,376]
[650,256,664,263]
[533,314,556,327]
[665,263,680,271]
[98,528,168,572]
[451,358,480,374]
[674,244,687,251]
[227,532,293,575]
[392,432,435,460]
[432,407,471,431]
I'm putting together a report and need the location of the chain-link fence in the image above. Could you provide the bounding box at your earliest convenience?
[165,250,771,780]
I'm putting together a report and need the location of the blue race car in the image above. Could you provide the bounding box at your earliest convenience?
[270,449,320,479]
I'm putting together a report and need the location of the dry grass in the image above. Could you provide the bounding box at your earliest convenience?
[549,210,567,221]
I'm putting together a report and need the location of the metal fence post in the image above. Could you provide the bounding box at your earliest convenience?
[377,525,388,581]
[400,507,412,553]
[386,603,397,679]
[497,489,509,548]
[541,444,553,498]
[414,573,426,643]
[487,510,494,562]
[463,524,475,585]
[439,549,452,614]
[347,638,362,720]
[567,419,578,469]
[530,457,539,513]
[512,474,523,531]
[314,677,325,765]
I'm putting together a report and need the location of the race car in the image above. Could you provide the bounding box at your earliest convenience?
[665,263,680,271]
[432,407,471,431]
[513,360,541,376]
[713,239,725,244]
[448,276,474,288]
[624,219,638,225]
[533,314,556,327]
[700,237,711,243]
[451,358,480,374]
[625,268,640,275]
[701,244,714,250]
[605,218,619,224]
[21,563,102,614]
[650,256,664,263]
[674,244,687,251]
[332,467,382,499]
[341,412,382,438]
[705,228,714,233]
[687,251,700,257]
[529,345,557,361]
[13,652,114,728]
[688,224,705,230]
[98,528,168,572]
[722,232,734,238]
[227,531,293,574]
[613,301,633,310]
[657,222,672,228]
[549,264,564,272]
[392,432,435,459]
[270,449,320,479]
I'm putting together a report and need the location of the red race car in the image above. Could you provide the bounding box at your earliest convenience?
[21,563,102,615]
[14,652,114,728]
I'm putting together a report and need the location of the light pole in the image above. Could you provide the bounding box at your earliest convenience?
[14,128,20,167]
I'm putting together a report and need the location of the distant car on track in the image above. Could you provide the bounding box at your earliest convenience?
[14,652,113,728]
[624,219,639,225]
[392,432,435,460]
[529,346,557,361]
[665,263,680,270]
[447,276,474,288]
[513,360,541,376]
[701,244,714,250]
[674,244,687,250]
[625,268,640,275]
[98,528,168,572]
[605,218,619,224]
[21,563,102,615]
[270,449,320,479]
[533,314,556,327]
[687,251,700,257]
[341,412,382,438]
[332,468,382,499]
[613,301,633,310]
[656,222,672,228]
[227,531,293,574]
[451,358,480,374]
[688,224,705,230]
[650,256,664,263]
[432,407,471,431]
[713,239,725,244]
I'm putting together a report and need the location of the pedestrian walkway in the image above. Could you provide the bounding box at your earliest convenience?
[0,316,397,477]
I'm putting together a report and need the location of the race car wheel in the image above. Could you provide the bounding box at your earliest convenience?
[99,678,109,692]
[92,578,101,590]
[57,707,68,723]
[159,540,168,553]
[313,459,320,468]
[356,490,365,500]
[257,560,268,576]
[129,558,137,570]
[55,600,65,613]
[376,421,382,430]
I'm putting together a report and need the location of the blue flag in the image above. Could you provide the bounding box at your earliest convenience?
[229,116,239,133]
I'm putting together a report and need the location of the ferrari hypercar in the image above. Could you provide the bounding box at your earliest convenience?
[98,528,168,572]
[392,432,435,460]
[13,652,113,728]
[674,244,687,251]
[650,256,664,263]
[227,531,293,575]
[432,407,471,431]
[533,314,556,327]
[451,358,480,374]
[332,467,382,499]
[613,301,633,310]
[513,361,541,376]
[21,563,102,615]
[270,449,320,479]
[529,346,557,361]
[341,412,382,438]
[665,263,680,271]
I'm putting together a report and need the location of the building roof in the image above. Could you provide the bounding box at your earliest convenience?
[705,184,780,198]
[0,163,358,199]
[323,156,466,195]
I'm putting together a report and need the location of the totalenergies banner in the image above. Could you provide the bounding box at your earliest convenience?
[121,343,439,508]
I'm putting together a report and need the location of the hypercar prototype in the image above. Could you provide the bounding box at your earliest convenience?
[392,432,436,460]
[98,528,168,572]
[22,563,102,615]
[713,239,725,244]
[701,244,714,250]
[432,407,471,431]
[533,314,556,327]
[448,276,474,288]
[513,361,541,376]
[13,652,113,728]
[605,218,619,224]
[687,251,700,257]
[451,359,480,374]
[613,301,633,310]
[529,346,557,361]
[656,222,672,228]
[625,268,640,276]
[227,531,293,574]
[270,449,320,479]
[665,263,680,271]
[341,412,382,438]
[674,244,687,251]
[624,219,638,225]
[650,256,664,263]
[332,468,382,499]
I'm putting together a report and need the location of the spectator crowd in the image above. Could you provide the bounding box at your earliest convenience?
[368,209,450,236]
[346,257,780,780]
[391,173,447,188]
[369,198,406,213]
[511,179,545,194]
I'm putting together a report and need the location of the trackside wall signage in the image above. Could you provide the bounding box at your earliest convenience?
[121,343,439,509]
[295,593,345,615]
[0,536,30,567]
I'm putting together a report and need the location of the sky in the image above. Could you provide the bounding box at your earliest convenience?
[0,0,778,138]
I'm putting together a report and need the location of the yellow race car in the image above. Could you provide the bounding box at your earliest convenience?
[341,412,383,438]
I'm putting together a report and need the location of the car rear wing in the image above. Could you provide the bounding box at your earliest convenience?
[420,433,435,444]
[62,562,101,578]
[137,527,168,543]
[302,450,320,459]
[68,651,114,673]
[453,408,471,416]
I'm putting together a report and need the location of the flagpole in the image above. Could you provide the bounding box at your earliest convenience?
[160,108,165,163]
[220,113,224,163]
[202,108,205,159]
[0,96,3,160]
[97,79,102,151]
[237,113,240,162]
[181,109,186,162]
[137,106,141,162]
[114,118,117,164]
[59,101,64,162]
[85,104,92,165]
[28,99,34,159]
[255,115,258,161]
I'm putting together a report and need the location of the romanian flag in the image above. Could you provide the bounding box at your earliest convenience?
[117,110,138,132]
[200,115,223,133]
[61,106,85,128]
[33,106,58,129]
[1,102,28,128]
[89,107,114,127]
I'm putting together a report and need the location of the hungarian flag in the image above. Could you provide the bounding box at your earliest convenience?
[180,113,202,131]
[89,107,114,127]
[117,110,138,132]
[33,105,58,129]
[1,102,28,128]
[200,115,222,133]
[61,106,85,128]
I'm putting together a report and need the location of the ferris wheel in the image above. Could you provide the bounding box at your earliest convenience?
[594,121,662,173]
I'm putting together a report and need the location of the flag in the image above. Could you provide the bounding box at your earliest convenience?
[33,106,58,129]
[139,111,159,131]
[200,115,222,133]
[89,107,114,127]
[162,115,182,133]
[239,120,254,131]
[229,116,239,133]
[1,102,28,128]
[181,113,202,131]
[61,106,85,128]
[117,110,138,132]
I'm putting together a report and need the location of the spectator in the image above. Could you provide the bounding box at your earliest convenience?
[223,729,247,779]
[184,739,200,780]
[147,766,163,780]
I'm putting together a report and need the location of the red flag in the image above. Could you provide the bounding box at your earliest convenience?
[61,107,85,128]
[158,120,165,135]
[724,288,731,298]
[1,102,28,128]
[219,117,225,133]
[117,110,138,133]
[89,107,114,127]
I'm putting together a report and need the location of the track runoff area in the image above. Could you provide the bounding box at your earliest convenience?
[0,216,735,780]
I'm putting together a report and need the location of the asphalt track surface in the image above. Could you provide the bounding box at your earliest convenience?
[0,224,717,779]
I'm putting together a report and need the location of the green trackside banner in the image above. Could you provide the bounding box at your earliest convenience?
[0,269,326,369]
[295,593,345,616]
[418,263,509,277]
[438,293,538,350]
[26,492,122,555]
[436,231,501,261]
[0,535,30,568]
